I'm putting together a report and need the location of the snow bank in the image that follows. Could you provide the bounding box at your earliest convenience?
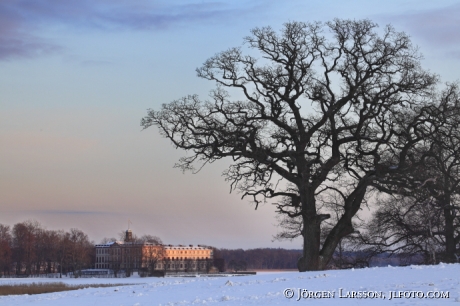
[1,263,459,305]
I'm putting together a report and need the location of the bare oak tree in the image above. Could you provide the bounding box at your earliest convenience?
[142,19,437,270]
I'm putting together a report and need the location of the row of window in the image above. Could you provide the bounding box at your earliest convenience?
[167,250,210,255]
[159,263,207,269]
[97,249,142,255]
[166,257,209,260]
[96,248,109,254]
[96,264,109,269]
[97,256,141,263]
[94,263,207,270]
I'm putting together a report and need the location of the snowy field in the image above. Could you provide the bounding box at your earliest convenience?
[1,264,459,305]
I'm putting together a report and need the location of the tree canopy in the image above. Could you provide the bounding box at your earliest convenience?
[142,19,441,271]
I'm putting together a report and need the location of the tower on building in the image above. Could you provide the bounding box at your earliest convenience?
[124,229,133,242]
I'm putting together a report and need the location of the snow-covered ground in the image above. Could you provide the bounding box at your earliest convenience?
[1,264,459,305]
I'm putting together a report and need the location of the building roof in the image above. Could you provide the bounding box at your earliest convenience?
[164,245,211,250]
[95,243,212,249]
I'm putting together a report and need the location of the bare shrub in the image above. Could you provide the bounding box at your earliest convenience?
[0,282,133,296]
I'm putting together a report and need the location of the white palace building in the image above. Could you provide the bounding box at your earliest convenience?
[94,229,214,273]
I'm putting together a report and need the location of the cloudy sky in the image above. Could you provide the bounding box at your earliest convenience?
[1,0,459,249]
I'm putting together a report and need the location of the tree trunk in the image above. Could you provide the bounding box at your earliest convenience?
[320,215,355,267]
[297,214,322,271]
[298,182,368,271]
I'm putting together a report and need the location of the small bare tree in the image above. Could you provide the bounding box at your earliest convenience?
[67,228,92,277]
[142,245,164,276]
[11,220,40,275]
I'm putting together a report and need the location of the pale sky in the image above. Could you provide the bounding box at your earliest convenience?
[1,0,459,249]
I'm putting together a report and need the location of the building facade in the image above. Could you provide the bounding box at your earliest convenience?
[95,230,213,273]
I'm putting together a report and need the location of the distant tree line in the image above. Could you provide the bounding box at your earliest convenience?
[0,220,93,277]
[1,219,456,277]
[215,248,302,270]
[214,248,434,271]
